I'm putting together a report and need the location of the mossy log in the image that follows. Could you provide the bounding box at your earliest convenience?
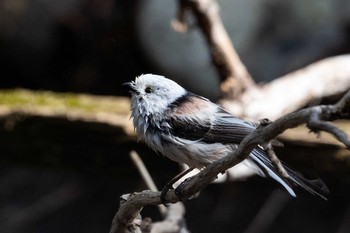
[0,89,349,172]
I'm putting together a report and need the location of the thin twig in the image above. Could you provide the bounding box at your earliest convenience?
[308,108,350,148]
[259,119,290,179]
[129,150,167,215]
[127,151,189,233]
[266,145,290,179]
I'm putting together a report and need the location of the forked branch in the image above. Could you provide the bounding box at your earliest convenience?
[110,90,350,233]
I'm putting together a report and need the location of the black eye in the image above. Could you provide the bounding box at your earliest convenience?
[145,86,153,93]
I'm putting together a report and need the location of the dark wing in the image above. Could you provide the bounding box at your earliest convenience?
[202,108,257,144]
[168,92,257,144]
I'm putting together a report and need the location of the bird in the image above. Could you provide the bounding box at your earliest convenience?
[124,73,329,203]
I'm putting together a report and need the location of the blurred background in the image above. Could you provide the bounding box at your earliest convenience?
[1,0,350,232]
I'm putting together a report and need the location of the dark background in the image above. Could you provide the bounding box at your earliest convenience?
[1,0,350,232]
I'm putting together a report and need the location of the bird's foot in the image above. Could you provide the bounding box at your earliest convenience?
[175,177,199,201]
[160,183,174,207]
[160,167,195,206]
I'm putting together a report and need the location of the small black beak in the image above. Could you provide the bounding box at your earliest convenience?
[123,82,138,94]
[123,82,133,88]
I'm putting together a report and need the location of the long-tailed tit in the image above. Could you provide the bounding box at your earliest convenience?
[125,74,328,203]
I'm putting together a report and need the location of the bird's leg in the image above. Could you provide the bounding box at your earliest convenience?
[161,167,194,206]
[174,175,199,200]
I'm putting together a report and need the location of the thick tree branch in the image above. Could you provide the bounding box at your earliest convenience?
[174,0,255,97]
[173,1,350,121]
[0,89,134,136]
[110,90,350,233]
[220,54,350,121]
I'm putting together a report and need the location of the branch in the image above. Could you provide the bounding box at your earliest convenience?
[173,1,350,121]
[111,151,189,233]
[174,0,255,97]
[110,90,350,233]
[129,150,167,216]
[220,54,350,120]
[0,89,134,135]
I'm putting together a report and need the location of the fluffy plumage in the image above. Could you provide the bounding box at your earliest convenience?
[125,74,329,199]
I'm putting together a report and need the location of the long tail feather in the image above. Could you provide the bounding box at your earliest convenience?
[249,147,329,200]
